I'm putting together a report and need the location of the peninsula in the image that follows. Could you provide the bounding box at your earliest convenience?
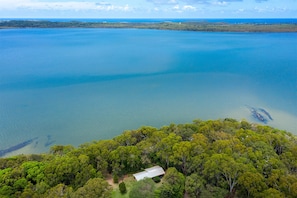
[1,20,297,32]
[0,119,296,197]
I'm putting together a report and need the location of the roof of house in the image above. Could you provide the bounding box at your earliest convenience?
[133,165,165,181]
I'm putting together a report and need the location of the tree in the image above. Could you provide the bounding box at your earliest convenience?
[112,174,118,184]
[80,139,119,174]
[200,184,228,198]
[280,148,297,174]
[156,133,182,168]
[0,185,13,197]
[171,141,193,174]
[130,126,158,143]
[119,182,127,194]
[129,178,156,198]
[290,182,297,198]
[50,145,75,156]
[185,173,206,198]
[113,131,137,146]
[238,171,267,197]
[162,123,198,141]
[203,154,247,194]
[109,146,141,175]
[136,130,167,165]
[71,178,111,198]
[43,184,73,198]
[73,155,97,189]
[212,137,246,157]
[0,167,24,196]
[20,182,39,198]
[259,188,285,198]
[21,161,46,184]
[44,155,79,187]
[13,178,28,192]
[157,167,185,198]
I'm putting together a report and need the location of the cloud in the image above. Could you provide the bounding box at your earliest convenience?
[253,6,288,13]
[0,0,132,11]
[255,0,268,2]
[183,5,197,10]
[147,0,177,4]
[147,0,250,5]
[172,4,197,12]
[211,1,228,6]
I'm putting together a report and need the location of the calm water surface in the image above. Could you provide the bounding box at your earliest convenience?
[0,28,296,156]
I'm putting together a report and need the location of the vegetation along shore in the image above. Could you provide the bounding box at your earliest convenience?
[0,119,296,197]
[1,20,297,32]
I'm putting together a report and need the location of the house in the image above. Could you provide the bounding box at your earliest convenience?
[133,165,165,181]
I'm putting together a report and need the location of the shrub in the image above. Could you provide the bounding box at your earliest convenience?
[119,182,127,194]
[129,178,155,198]
[152,176,161,183]
[113,174,119,184]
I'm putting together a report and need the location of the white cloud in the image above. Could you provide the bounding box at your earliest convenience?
[148,0,244,5]
[0,0,132,11]
[211,1,228,6]
[253,6,289,14]
[0,0,295,18]
[172,4,182,12]
[183,5,197,10]
[148,0,177,4]
[171,4,197,12]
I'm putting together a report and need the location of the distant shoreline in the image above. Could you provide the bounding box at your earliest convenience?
[1,20,297,32]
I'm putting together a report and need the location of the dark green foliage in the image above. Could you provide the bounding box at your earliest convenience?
[129,178,155,198]
[119,182,127,194]
[21,161,45,184]
[157,167,185,198]
[152,176,161,183]
[49,145,75,156]
[200,184,228,198]
[112,174,119,184]
[185,173,205,198]
[13,178,27,191]
[43,183,73,198]
[1,20,297,32]
[0,185,13,197]
[0,119,296,197]
[71,178,112,198]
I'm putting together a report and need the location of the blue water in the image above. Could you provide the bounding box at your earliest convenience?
[0,28,296,156]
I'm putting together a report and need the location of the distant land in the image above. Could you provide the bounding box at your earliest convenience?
[1,20,297,32]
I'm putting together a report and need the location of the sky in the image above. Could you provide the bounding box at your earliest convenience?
[0,0,296,18]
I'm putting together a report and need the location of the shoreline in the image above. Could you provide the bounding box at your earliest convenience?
[1,20,297,32]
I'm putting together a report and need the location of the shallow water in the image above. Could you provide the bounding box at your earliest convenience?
[0,28,296,156]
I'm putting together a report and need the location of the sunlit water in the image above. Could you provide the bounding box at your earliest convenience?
[0,28,296,156]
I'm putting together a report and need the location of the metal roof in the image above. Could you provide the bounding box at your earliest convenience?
[133,166,165,181]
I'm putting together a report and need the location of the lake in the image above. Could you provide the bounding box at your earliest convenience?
[0,28,296,156]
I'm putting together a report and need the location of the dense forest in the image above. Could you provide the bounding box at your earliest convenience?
[0,119,297,197]
[1,20,297,32]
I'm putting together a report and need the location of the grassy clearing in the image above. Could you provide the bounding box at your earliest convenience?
[111,176,136,198]
[111,176,164,198]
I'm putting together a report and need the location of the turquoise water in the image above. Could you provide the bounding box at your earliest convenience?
[0,28,296,156]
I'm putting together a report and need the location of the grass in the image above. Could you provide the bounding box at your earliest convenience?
[111,176,136,198]
[111,176,164,198]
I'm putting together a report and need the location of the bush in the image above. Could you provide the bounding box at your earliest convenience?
[113,174,119,184]
[119,182,127,194]
[129,178,155,198]
[152,176,161,183]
